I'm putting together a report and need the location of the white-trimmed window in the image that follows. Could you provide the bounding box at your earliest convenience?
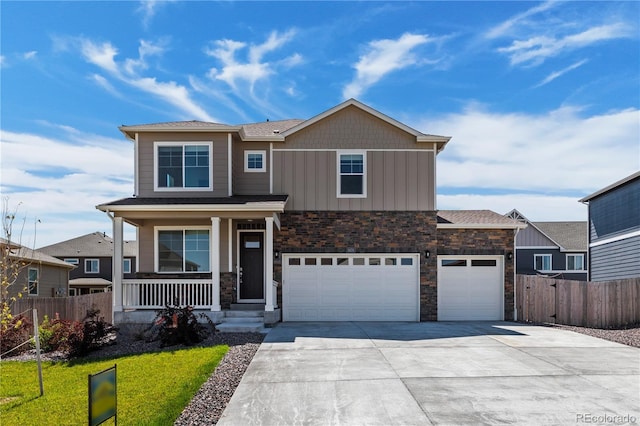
[337,151,366,197]
[28,268,38,295]
[123,258,132,274]
[85,259,99,274]
[68,288,77,296]
[566,254,585,271]
[156,228,210,272]
[64,258,79,265]
[534,254,552,271]
[155,142,212,191]
[244,150,266,172]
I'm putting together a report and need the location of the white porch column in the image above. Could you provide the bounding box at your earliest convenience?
[112,216,123,313]
[265,216,274,312]
[211,217,222,311]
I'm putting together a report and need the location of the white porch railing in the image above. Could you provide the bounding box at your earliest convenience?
[122,279,214,309]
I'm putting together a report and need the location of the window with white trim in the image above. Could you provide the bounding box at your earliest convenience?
[534,254,552,271]
[155,142,212,190]
[64,258,79,265]
[244,150,266,172]
[338,151,366,197]
[85,259,99,274]
[28,268,38,295]
[157,229,210,272]
[566,254,585,271]
[68,288,77,296]
[123,258,132,274]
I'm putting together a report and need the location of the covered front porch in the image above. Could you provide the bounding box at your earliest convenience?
[97,196,288,328]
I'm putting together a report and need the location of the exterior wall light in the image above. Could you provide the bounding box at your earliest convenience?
[507,252,513,261]
[274,250,280,259]
[425,250,430,259]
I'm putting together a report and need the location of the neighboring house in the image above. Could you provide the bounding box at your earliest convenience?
[579,171,640,282]
[1,238,74,298]
[506,209,588,281]
[39,232,137,295]
[96,99,524,325]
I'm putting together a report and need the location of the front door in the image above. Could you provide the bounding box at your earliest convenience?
[239,232,264,301]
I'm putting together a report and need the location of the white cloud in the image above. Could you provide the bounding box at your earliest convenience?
[79,38,215,121]
[485,1,558,40]
[0,127,136,247]
[422,104,640,196]
[342,33,431,99]
[136,0,175,29]
[205,30,299,93]
[23,51,37,60]
[534,59,588,88]
[498,23,633,66]
[0,55,5,68]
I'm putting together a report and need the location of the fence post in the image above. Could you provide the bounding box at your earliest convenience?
[33,309,44,396]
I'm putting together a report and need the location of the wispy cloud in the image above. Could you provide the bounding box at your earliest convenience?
[79,38,215,121]
[205,30,300,93]
[342,33,432,99]
[498,23,633,66]
[0,55,5,68]
[23,51,37,60]
[485,1,558,39]
[534,59,588,88]
[136,0,175,29]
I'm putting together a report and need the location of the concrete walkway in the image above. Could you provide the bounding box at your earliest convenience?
[218,322,640,425]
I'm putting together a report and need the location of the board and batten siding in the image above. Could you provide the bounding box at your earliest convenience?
[232,139,270,195]
[272,150,434,211]
[515,225,557,247]
[590,235,640,281]
[136,132,230,198]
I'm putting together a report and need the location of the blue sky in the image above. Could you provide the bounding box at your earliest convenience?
[1,1,639,247]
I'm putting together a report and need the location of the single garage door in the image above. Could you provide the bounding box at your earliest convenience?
[283,253,420,321]
[437,256,503,321]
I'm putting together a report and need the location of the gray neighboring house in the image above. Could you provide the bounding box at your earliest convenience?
[38,232,137,295]
[507,210,588,281]
[579,171,640,281]
[1,238,74,298]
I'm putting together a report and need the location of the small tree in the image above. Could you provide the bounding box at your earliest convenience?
[0,198,31,334]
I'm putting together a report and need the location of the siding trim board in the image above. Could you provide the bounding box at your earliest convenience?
[590,229,640,247]
[272,148,437,152]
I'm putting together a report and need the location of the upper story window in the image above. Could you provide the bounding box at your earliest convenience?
[156,228,210,272]
[337,151,366,198]
[566,254,585,271]
[28,268,39,295]
[64,258,79,265]
[244,150,266,173]
[155,142,212,191]
[534,254,552,271]
[85,258,100,274]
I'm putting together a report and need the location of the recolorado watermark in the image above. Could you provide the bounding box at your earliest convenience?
[576,413,637,424]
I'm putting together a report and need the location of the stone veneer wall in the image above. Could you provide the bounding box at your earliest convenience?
[274,211,439,321]
[220,272,236,309]
[437,228,516,320]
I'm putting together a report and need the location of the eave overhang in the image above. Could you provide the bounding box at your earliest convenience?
[437,223,528,230]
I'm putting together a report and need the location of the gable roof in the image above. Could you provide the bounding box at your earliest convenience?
[239,119,304,140]
[119,120,240,140]
[579,170,640,203]
[506,209,587,252]
[0,238,75,269]
[281,99,451,151]
[38,232,137,257]
[437,210,525,229]
[533,221,588,252]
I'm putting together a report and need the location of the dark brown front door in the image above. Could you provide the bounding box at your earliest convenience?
[239,232,264,301]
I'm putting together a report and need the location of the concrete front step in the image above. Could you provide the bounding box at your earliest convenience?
[230,303,265,311]
[216,321,269,333]
[223,317,263,323]
[225,310,264,318]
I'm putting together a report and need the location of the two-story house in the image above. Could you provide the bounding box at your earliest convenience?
[97,99,524,326]
[2,238,74,299]
[507,209,588,281]
[579,171,640,281]
[39,232,137,295]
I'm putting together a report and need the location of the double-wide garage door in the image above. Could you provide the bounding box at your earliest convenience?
[437,256,504,321]
[283,253,420,321]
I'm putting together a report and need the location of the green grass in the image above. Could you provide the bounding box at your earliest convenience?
[1,345,228,426]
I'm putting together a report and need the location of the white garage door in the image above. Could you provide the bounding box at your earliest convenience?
[283,254,420,321]
[438,256,503,321]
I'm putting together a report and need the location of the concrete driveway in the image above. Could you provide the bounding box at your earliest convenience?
[218,322,639,425]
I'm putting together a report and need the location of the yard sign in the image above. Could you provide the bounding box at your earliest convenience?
[88,365,117,426]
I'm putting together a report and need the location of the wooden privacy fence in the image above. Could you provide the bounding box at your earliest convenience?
[516,275,640,328]
[12,292,112,325]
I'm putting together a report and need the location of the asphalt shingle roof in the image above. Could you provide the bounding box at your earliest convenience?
[438,210,522,226]
[99,195,289,207]
[240,119,304,137]
[0,239,75,268]
[532,221,588,252]
[38,232,137,257]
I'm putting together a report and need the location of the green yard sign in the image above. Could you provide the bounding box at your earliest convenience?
[88,365,117,426]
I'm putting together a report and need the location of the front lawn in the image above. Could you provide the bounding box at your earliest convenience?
[1,345,228,425]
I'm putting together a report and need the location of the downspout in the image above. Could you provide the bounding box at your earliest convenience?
[513,227,520,321]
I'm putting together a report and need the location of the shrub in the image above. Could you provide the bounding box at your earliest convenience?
[0,314,32,357]
[148,303,213,347]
